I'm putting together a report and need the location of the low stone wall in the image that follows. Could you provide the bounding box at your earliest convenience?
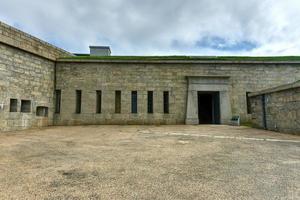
[250,81,300,135]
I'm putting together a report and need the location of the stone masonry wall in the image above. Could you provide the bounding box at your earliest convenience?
[54,61,300,125]
[250,81,300,135]
[0,43,55,131]
[0,21,71,132]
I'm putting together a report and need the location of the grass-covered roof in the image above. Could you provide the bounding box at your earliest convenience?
[59,55,300,62]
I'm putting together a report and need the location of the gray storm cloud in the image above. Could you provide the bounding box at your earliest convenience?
[0,0,300,55]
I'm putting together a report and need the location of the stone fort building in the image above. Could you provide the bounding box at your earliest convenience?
[0,21,299,132]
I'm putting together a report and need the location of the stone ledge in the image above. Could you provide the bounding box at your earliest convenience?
[249,80,300,97]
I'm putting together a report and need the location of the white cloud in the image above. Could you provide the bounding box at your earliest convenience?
[0,0,300,55]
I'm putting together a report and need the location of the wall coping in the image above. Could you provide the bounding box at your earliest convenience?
[57,58,300,64]
[187,75,230,79]
[249,80,300,97]
[0,21,72,61]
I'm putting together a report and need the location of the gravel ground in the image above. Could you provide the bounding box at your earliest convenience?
[0,125,299,200]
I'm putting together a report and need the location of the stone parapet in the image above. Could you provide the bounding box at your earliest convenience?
[0,21,71,61]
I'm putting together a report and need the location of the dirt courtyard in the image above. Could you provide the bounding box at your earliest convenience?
[0,125,299,200]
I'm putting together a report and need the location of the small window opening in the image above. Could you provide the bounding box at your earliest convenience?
[10,99,18,112]
[96,90,102,113]
[21,100,31,113]
[75,90,82,114]
[115,91,121,113]
[131,91,138,113]
[36,106,49,117]
[147,91,153,114]
[163,91,169,114]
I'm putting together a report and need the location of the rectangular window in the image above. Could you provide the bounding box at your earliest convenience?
[246,92,252,114]
[131,91,138,113]
[147,91,153,113]
[21,100,31,113]
[163,91,169,114]
[9,99,18,112]
[55,90,61,114]
[36,106,49,117]
[115,90,121,113]
[75,90,82,114]
[96,90,102,113]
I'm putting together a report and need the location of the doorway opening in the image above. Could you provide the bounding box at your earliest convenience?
[197,92,220,124]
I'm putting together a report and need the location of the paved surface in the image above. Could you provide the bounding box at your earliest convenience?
[0,125,299,200]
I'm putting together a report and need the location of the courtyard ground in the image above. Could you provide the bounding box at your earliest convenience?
[0,125,299,200]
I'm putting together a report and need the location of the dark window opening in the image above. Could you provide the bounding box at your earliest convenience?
[36,106,48,117]
[75,90,82,114]
[115,90,121,113]
[10,99,18,112]
[147,91,153,114]
[246,92,252,114]
[55,90,61,113]
[163,91,169,114]
[96,90,102,113]
[21,100,31,113]
[131,91,138,113]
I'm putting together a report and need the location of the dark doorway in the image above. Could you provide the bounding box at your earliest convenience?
[197,92,220,124]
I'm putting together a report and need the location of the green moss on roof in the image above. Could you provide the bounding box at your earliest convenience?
[59,55,300,61]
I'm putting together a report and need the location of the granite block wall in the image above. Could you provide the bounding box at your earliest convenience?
[0,43,55,131]
[0,21,71,131]
[54,61,300,125]
[250,81,300,135]
[1,19,300,131]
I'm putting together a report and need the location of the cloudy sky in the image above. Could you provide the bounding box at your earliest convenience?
[1,0,300,56]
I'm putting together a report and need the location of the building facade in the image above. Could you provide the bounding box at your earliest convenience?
[0,21,300,131]
[54,59,300,126]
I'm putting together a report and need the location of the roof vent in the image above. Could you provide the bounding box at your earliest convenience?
[89,46,111,56]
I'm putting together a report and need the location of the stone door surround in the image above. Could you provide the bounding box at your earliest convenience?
[185,76,232,125]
